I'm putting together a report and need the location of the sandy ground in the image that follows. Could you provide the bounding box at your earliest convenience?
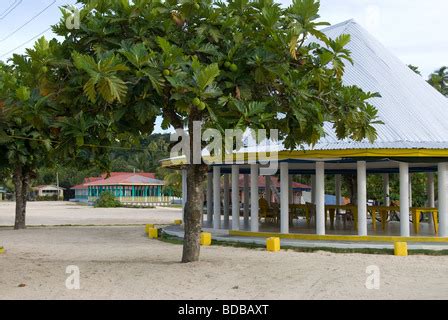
[0,201,182,226]
[1,225,448,300]
[1,202,448,300]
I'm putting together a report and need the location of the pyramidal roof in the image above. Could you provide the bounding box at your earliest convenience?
[305,19,448,151]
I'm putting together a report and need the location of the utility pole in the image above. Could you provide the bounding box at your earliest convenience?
[56,171,60,201]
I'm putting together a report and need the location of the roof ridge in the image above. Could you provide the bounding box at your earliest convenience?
[321,19,355,33]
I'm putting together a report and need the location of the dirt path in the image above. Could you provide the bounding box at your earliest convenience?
[1,226,448,300]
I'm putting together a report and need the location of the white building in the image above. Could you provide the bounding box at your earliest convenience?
[32,185,65,199]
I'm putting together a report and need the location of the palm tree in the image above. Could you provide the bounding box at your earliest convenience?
[408,64,421,76]
[428,66,448,97]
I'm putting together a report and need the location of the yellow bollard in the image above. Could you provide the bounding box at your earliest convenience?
[0,247,4,254]
[200,233,212,246]
[148,228,159,239]
[174,220,183,225]
[145,224,155,234]
[266,237,281,252]
[394,242,408,256]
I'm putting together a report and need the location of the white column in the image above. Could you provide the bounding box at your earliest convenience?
[335,174,342,207]
[311,175,316,204]
[409,174,413,208]
[232,166,240,231]
[289,175,294,204]
[438,163,448,237]
[399,162,410,237]
[265,176,272,205]
[207,172,213,227]
[315,162,325,235]
[213,166,221,229]
[243,174,250,228]
[280,163,289,234]
[382,173,390,207]
[182,169,188,219]
[250,164,259,232]
[357,161,367,236]
[427,172,435,227]
[223,174,230,229]
[427,172,435,207]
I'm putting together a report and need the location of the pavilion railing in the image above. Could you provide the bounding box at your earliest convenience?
[88,196,178,206]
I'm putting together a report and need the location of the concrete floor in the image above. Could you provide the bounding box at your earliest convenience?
[167,223,448,251]
[203,216,438,237]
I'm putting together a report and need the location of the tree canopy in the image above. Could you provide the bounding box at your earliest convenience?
[0,54,55,229]
[1,0,382,261]
[48,0,380,153]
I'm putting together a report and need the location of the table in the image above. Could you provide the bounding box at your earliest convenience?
[290,204,358,229]
[411,207,438,235]
[325,205,358,229]
[289,204,312,226]
[286,204,438,235]
[368,206,400,231]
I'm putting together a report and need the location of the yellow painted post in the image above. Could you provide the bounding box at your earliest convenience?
[174,219,183,225]
[266,237,281,252]
[145,224,155,234]
[394,242,408,256]
[200,233,212,246]
[148,228,159,239]
[0,247,4,254]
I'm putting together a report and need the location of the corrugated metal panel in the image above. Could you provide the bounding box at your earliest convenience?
[287,20,448,151]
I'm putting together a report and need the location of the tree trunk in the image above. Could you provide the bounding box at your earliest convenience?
[13,166,29,230]
[181,163,208,263]
[180,108,209,263]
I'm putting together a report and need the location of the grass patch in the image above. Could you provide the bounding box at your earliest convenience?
[121,205,156,209]
[165,204,183,209]
[159,231,448,256]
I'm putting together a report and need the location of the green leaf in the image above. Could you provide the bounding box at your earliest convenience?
[334,34,351,50]
[16,86,31,101]
[195,63,220,91]
[97,76,127,103]
[320,51,333,66]
[84,78,98,102]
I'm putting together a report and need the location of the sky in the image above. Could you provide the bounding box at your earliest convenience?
[0,0,447,77]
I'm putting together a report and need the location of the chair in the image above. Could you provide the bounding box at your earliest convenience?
[259,198,279,224]
[305,202,315,226]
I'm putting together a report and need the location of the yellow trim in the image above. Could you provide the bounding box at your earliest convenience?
[161,149,448,168]
[0,247,4,254]
[278,149,448,159]
[229,230,448,243]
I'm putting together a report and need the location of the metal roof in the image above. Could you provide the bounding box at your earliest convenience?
[86,174,165,186]
[230,20,448,155]
[71,172,161,189]
[304,19,448,151]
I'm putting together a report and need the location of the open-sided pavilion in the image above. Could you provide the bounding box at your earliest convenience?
[164,20,448,241]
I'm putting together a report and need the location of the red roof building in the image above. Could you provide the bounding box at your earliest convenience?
[71,172,164,203]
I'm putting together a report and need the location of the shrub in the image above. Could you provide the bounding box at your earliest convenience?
[35,195,59,201]
[94,192,122,208]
